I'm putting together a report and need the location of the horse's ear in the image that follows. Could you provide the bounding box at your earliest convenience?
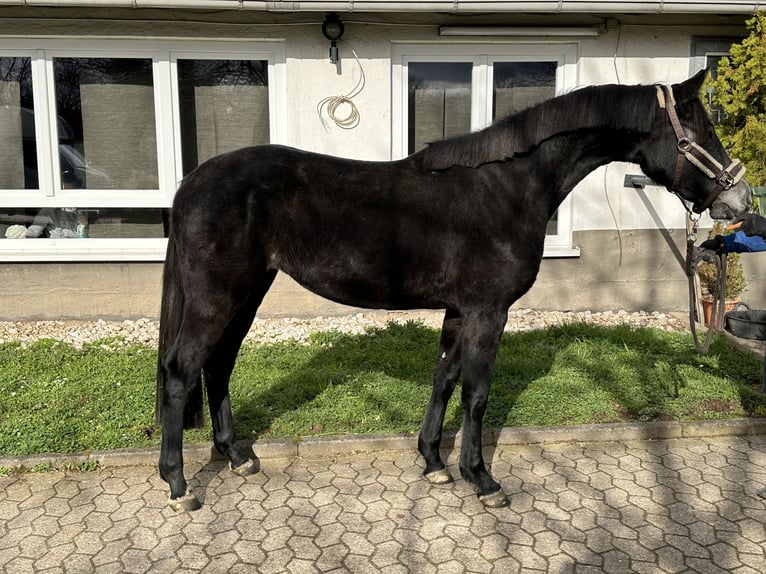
[673,69,708,103]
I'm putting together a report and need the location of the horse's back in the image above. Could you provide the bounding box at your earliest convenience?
[169,145,415,298]
[169,143,543,312]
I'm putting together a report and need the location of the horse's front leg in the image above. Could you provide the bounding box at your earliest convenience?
[419,308,462,485]
[458,309,510,508]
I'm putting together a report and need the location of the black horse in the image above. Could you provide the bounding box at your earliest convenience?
[157,71,750,511]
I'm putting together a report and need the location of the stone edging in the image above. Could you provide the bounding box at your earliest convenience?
[2,418,765,472]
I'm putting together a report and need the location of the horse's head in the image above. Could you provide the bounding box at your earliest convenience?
[639,70,751,220]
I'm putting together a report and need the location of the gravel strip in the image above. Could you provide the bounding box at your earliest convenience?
[0,309,688,349]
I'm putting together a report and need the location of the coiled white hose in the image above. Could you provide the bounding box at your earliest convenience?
[317,40,365,130]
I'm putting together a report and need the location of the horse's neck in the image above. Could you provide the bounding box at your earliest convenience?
[536,129,643,202]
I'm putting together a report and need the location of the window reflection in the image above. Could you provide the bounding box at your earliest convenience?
[705,54,726,124]
[53,57,158,190]
[493,61,558,235]
[493,62,556,120]
[178,59,269,176]
[0,57,35,189]
[407,62,472,154]
[1,208,168,239]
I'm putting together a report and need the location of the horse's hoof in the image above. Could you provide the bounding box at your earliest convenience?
[424,468,453,485]
[230,458,259,476]
[479,489,510,508]
[167,488,202,512]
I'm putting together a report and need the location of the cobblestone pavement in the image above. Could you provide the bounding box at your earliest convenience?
[2,434,766,573]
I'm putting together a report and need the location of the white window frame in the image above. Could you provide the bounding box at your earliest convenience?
[0,39,286,261]
[391,43,579,257]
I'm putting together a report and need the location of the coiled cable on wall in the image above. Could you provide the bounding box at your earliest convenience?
[317,40,366,130]
[606,21,624,265]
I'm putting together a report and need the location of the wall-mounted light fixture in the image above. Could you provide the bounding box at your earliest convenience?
[624,174,656,189]
[322,13,345,64]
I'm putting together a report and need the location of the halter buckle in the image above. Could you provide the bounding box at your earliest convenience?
[715,170,735,190]
[677,138,692,153]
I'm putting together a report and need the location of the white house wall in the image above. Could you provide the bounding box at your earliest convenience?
[285,48,391,160]
[0,8,762,318]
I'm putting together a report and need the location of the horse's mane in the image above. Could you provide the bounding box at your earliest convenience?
[419,83,658,170]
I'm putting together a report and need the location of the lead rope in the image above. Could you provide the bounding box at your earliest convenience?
[685,214,727,354]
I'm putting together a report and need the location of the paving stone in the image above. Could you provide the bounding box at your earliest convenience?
[1,435,766,572]
[739,550,766,571]
[4,556,34,574]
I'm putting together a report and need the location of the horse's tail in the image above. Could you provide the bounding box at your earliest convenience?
[155,228,205,429]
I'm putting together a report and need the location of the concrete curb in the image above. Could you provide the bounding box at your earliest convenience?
[2,418,765,471]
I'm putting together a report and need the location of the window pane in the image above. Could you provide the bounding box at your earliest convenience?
[53,58,158,190]
[493,61,556,121]
[178,59,269,176]
[705,54,727,124]
[408,62,472,154]
[1,207,168,238]
[0,57,34,189]
[493,61,558,234]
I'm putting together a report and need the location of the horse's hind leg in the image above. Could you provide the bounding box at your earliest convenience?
[160,324,218,511]
[204,270,277,476]
[419,308,462,485]
[160,273,272,511]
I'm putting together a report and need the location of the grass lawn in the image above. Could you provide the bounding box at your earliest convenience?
[0,320,764,458]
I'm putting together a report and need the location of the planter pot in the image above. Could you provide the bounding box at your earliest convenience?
[701,299,739,329]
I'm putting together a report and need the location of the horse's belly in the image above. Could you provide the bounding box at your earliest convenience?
[283,266,438,311]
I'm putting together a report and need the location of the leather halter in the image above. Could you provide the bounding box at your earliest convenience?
[656,84,745,214]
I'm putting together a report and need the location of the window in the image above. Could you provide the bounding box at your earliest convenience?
[690,36,741,124]
[407,62,472,153]
[0,57,33,191]
[177,59,270,177]
[54,57,159,190]
[0,40,285,261]
[392,44,578,256]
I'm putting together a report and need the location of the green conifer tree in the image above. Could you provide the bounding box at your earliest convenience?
[709,12,766,186]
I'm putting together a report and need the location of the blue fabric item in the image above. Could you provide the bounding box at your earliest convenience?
[723,230,766,253]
